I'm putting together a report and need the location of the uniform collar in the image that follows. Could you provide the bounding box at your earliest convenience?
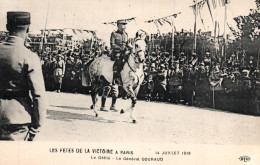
[6,35,25,45]
[116,29,125,34]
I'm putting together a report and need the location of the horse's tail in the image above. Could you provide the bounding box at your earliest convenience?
[82,59,95,87]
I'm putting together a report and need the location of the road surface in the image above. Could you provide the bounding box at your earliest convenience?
[38,91,260,145]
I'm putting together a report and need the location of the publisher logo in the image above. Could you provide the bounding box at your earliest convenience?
[239,156,251,162]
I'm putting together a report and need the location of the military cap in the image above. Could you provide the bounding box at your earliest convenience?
[117,19,127,25]
[7,11,31,25]
[192,52,196,56]
[180,52,184,55]
[206,52,210,56]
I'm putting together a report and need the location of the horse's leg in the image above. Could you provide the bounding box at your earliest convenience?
[91,90,99,117]
[129,96,137,123]
[121,85,137,123]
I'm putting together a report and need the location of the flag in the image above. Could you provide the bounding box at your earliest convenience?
[206,0,214,23]
[212,0,217,9]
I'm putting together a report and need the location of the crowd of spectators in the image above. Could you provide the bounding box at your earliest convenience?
[39,46,260,116]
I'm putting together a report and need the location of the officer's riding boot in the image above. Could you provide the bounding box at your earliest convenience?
[112,59,122,85]
[100,97,107,111]
[110,96,118,112]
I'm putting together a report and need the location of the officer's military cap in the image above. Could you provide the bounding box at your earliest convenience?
[7,11,30,25]
[117,19,127,25]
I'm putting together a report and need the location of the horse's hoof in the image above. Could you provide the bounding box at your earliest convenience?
[132,120,136,124]
[90,105,94,109]
[120,109,124,114]
[95,114,98,117]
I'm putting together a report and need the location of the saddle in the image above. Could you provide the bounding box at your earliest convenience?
[111,50,131,85]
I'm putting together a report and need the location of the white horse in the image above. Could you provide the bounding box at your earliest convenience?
[87,30,147,123]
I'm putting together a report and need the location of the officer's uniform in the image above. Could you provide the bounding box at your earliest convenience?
[99,20,129,111]
[183,65,196,106]
[168,66,183,103]
[53,55,65,93]
[63,56,75,92]
[154,64,167,101]
[194,63,209,107]
[208,66,224,109]
[0,12,46,141]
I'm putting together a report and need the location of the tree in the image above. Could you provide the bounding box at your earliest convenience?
[228,0,260,60]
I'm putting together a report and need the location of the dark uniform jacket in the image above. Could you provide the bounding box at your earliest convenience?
[110,30,128,57]
[0,36,46,128]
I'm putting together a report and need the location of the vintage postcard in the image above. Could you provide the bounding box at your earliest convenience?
[0,0,259,164]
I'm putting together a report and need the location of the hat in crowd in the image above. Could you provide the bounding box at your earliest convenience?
[192,52,196,56]
[254,70,260,75]
[160,64,165,68]
[7,11,31,25]
[199,62,205,66]
[206,52,210,55]
[57,54,63,58]
[150,63,156,68]
[180,52,184,55]
[117,19,127,25]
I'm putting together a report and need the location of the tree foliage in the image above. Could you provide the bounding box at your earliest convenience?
[228,0,260,59]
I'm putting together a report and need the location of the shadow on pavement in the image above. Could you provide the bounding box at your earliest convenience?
[47,109,115,123]
[50,105,92,111]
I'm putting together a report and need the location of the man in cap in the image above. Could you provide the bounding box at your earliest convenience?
[203,52,211,67]
[100,19,130,111]
[110,19,130,85]
[189,52,198,67]
[53,54,65,93]
[154,64,168,101]
[0,12,46,141]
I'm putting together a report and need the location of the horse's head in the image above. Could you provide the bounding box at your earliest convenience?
[132,30,148,63]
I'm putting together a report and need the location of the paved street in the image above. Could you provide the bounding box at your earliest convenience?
[38,91,260,145]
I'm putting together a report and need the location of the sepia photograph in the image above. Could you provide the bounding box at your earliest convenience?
[0,0,259,164]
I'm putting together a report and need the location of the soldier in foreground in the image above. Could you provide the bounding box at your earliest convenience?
[0,12,46,141]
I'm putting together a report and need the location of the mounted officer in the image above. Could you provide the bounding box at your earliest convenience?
[110,19,132,85]
[99,19,132,112]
